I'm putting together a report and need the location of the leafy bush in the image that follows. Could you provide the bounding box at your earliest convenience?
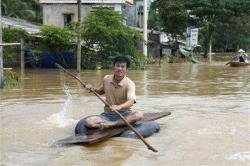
[3,28,29,62]
[38,25,75,53]
[3,28,29,42]
[82,8,147,69]
[37,25,75,66]
[3,70,20,88]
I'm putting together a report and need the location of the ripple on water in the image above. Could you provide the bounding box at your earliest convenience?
[227,152,250,162]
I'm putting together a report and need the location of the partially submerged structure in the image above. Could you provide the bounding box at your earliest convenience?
[39,0,133,27]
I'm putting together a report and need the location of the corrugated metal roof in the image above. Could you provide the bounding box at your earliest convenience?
[1,16,41,34]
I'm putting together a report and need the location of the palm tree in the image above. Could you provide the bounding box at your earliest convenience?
[2,0,39,22]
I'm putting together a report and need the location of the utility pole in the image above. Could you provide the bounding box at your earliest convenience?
[209,39,212,63]
[20,38,25,74]
[0,0,4,88]
[143,0,148,57]
[77,0,82,72]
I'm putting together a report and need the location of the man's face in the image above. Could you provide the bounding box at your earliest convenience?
[114,62,127,78]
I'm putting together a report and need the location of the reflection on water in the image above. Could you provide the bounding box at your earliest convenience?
[1,62,250,165]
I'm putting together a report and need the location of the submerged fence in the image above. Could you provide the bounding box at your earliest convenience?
[0,39,24,88]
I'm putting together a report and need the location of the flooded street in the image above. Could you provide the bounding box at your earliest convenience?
[1,62,250,165]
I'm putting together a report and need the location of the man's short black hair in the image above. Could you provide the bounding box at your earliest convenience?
[113,56,131,68]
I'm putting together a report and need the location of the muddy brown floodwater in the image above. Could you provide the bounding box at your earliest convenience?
[1,62,250,165]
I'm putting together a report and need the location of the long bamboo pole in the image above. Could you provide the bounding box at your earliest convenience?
[76,0,82,72]
[0,0,3,88]
[20,39,25,74]
[143,0,148,57]
[55,63,158,152]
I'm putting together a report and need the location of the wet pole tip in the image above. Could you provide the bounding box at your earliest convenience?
[55,63,64,70]
[55,63,60,68]
[148,146,158,152]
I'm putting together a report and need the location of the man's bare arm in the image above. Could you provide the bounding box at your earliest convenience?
[94,85,104,95]
[85,84,104,95]
[110,99,135,112]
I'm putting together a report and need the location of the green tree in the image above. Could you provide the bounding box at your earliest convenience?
[38,26,75,66]
[213,15,250,52]
[2,0,41,22]
[150,0,250,57]
[3,28,29,61]
[186,0,249,57]
[151,0,189,39]
[148,8,161,30]
[82,9,145,69]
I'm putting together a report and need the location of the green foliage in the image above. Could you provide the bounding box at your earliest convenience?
[82,8,146,69]
[213,15,250,51]
[3,28,29,61]
[38,25,75,53]
[151,0,189,39]
[148,8,161,30]
[3,70,20,88]
[3,28,29,42]
[36,26,76,67]
[151,0,250,56]
[2,0,42,23]
[186,0,249,56]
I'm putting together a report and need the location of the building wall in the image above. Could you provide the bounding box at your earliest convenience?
[125,4,137,26]
[42,4,122,27]
[125,0,146,28]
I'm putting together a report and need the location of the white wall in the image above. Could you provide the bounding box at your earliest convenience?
[125,0,143,27]
[42,4,92,27]
[42,4,123,27]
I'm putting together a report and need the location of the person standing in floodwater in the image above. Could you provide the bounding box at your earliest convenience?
[83,56,143,129]
[236,49,249,63]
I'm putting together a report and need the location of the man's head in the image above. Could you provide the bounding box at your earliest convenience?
[113,56,130,68]
[113,56,131,79]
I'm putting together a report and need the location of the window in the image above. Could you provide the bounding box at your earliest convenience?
[63,13,74,27]
[137,6,143,28]
[138,6,143,15]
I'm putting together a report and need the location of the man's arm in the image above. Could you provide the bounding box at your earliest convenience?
[85,84,104,95]
[94,85,105,95]
[110,99,135,111]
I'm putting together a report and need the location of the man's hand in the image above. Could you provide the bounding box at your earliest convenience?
[85,84,95,92]
[110,105,123,112]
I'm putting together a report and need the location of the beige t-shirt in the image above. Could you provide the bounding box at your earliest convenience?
[101,74,136,112]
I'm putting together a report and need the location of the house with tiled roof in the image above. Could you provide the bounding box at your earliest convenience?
[39,0,133,27]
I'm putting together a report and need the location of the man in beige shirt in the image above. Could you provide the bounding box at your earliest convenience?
[84,56,143,129]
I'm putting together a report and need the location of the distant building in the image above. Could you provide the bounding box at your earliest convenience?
[125,0,142,27]
[39,0,133,27]
[39,0,167,58]
[125,0,152,28]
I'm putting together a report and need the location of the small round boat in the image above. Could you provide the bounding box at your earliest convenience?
[74,118,160,139]
[55,112,171,145]
[228,62,250,67]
